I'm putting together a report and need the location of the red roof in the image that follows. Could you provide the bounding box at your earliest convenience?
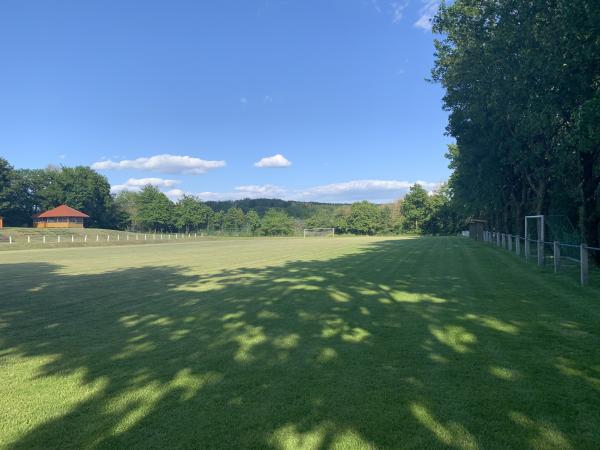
[37,205,90,219]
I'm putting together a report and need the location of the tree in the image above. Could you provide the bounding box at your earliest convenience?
[245,209,260,234]
[346,201,381,235]
[432,0,600,249]
[175,196,213,232]
[223,207,246,232]
[305,209,335,229]
[400,184,431,233]
[261,209,295,236]
[211,211,225,232]
[114,191,140,231]
[135,185,174,231]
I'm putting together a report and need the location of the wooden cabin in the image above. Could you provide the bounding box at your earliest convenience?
[33,205,90,228]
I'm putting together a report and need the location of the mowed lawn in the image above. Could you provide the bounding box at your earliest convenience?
[1,237,599,450]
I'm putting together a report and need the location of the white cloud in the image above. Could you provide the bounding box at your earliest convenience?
[92,154,226,175]
[235,184,286,196]
[391,1,409,23]
[111,177,181,194]
[187,179,441,204]
[165,189,186,201]
[414,0,439,31]
[295,179,440,203]
[254,154,292,168]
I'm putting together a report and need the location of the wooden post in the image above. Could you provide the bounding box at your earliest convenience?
[580,244,589,286]
[553,241,560,273]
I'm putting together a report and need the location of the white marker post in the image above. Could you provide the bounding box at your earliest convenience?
[28,236,31,244]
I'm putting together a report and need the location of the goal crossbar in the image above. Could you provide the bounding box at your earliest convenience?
[303,228,335,238]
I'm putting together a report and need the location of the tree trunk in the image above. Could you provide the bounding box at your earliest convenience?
[580,151,600,264]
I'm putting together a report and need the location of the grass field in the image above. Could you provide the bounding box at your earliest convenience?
[1,237,599,449]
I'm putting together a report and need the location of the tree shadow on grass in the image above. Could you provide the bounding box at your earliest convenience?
[1,238,599,449]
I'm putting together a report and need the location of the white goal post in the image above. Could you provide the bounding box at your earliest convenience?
[303,228,335,238]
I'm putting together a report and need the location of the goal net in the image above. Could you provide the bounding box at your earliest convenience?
[303,228,335,238]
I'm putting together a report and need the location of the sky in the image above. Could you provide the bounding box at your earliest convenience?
[0,0,451,204]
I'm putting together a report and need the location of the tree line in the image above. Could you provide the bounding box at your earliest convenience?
[1,157,456,236]
[431,0,600,248]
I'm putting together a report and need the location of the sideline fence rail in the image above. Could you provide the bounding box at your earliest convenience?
[0,232,205,250]
[482,230,599,286]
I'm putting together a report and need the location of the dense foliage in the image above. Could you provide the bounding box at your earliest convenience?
[431,0,600,247]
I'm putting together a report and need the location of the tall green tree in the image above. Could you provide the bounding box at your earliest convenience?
[174,195,213,232]
[245,209,261,234]
[346,201,381,235]
[400,185,431,233]
[223,207,246,232]
[135,185,174,231]
[261,209,295,236]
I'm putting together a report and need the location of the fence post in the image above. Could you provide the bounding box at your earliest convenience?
[515,236,521,256]
[84,234,87,242]
[96,234,99,242]
[580,244,589,286]
[28,235,31,244]
[43,235,46,244]
[72,235,74,243]
[538,239,544,267]
[553,241,560,273]
[144,234,147,241]
[525,239,530,262]
[501,234,505,248]
[58,235,61,244]
[117,234,120,241]
[107,234,110,242]
[508,234,512,252]
[9,235,12,245]
[496,233,500,247]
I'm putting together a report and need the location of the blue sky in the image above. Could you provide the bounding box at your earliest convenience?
[0,0,450,203]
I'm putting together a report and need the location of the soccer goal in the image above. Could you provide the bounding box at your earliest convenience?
[303,228,335,238]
